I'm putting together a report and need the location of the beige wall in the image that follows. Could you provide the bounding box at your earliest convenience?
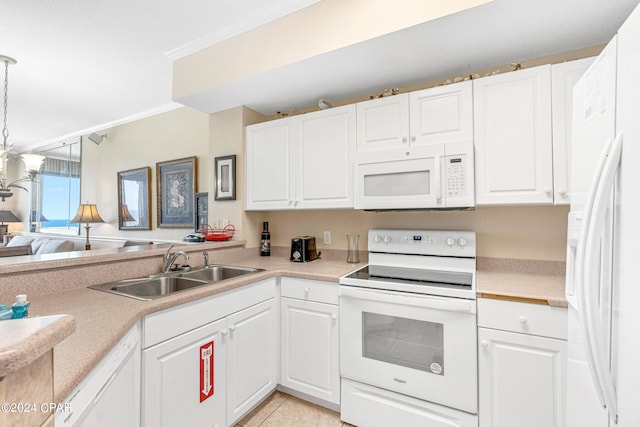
[173,0,492,99]
[246,206,569,261]
[80,106,210,241]
[208,106,265,241]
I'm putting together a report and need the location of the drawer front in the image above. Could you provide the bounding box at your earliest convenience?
[143,278,276,348]
[477,298,567,340]
[280,277,338,305]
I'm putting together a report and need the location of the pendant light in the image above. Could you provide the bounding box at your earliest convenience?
[0,55,45,201]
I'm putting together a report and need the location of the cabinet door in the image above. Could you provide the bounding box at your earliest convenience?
[356,93,410,152]
[478,327,566,427]
[297,104,355,209]
[409,81,473,146]
[226,298,278,426]
[474,65,553,205]
[143,318,226,427]
[280,297,340,405]
[245,118,295,210]
[551,57,595,205]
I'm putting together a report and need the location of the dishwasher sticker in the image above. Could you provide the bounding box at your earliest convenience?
[200,341,214,402]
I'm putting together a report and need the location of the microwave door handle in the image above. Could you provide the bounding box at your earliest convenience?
[434,156,442,204]
[582,132,622,423]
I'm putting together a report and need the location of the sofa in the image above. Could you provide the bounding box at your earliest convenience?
[0,236,75,257]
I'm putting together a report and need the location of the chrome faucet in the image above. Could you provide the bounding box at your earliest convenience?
[163,244,190,273]
[203,251,209,268]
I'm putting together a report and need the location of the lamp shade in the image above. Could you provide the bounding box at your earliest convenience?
[21,154,45,173]
[70,204,105,224]
[121,204,135,222]
[0,210,19,223]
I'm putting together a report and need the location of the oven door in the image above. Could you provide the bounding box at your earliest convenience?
[339,285,478,414]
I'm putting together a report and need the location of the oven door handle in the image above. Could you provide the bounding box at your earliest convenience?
[339,286,476,314]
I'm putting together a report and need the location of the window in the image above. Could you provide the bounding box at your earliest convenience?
[32,140,81,234]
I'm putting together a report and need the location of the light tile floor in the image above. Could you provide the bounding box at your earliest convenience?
[235,391,355,427]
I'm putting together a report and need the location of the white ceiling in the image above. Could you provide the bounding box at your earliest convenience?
[0,0,319,151]
[2,0,640,152]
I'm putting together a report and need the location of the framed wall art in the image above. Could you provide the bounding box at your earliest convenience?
[214,154,236,201]
[117,166,152,230]
[156,156,198,228]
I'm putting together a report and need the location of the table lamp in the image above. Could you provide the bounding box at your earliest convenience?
[70,204,104,250]
[0,210,19,242]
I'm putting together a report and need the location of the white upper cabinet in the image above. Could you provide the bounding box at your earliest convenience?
[245,117,296,210]
[409,81,474,146]
[246,104,355,210]
[356,93,410,151]
[297,105,355,209]
[356,81,473,154]
[551,57,596,205]
[474,65,554,205]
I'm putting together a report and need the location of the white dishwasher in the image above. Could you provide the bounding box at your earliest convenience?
[56,322,141,427]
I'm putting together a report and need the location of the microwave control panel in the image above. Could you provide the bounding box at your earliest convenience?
[445,155,467,197]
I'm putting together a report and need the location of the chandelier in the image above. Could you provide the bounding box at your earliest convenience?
[0,55,45,202]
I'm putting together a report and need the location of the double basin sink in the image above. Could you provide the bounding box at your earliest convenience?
[89,265,264,301]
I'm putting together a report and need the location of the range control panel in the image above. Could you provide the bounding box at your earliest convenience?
[368,229,476,257]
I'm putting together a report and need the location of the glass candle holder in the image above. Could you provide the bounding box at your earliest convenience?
[346,234,360,263]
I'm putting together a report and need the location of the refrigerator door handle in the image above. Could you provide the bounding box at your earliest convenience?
[580,132,622,424]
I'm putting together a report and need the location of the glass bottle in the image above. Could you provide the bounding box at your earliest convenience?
[260,222,271,256]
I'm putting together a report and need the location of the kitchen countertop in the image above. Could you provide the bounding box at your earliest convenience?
[13,248,566,403]
[0,314,75,377]
[476,257,567,307]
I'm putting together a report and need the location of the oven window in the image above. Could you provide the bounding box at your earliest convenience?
[362,312,444,375]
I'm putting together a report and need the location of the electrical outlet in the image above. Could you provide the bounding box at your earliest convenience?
[323,231,332,244]
[211,219,220,229]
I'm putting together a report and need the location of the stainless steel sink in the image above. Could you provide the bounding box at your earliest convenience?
[176,265,262,282]
[89,265,264,300]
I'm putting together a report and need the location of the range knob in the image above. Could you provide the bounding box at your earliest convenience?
[458,237,468,247]
[383,235,392,244]
[373,235,382,243]
[446,237,456,247]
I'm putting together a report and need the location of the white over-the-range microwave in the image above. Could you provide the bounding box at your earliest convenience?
[354,140,474,210]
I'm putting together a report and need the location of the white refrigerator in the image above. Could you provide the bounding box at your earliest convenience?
[566,3,640,427]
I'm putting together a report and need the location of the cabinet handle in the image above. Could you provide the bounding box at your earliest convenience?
[544,188,553,196]
[518,315,528,324]
[304,287,310,295]
[229,326,236,333]
[480,340,489,348]
[221,329,229,336]
[331,314,337,321]
[559,189,567,196]
[411,136,416,142]
[402,137,408,143]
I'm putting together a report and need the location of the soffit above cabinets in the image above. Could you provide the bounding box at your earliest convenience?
[175,0,639,117]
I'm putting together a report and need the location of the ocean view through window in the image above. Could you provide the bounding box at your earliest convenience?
[33,140,81,234]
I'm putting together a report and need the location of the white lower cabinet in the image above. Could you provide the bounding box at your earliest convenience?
[226,299,278,426]
[141,280,278,427]
[477,298,567,427]
[279,278,340,407]
[143,317,227,427]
